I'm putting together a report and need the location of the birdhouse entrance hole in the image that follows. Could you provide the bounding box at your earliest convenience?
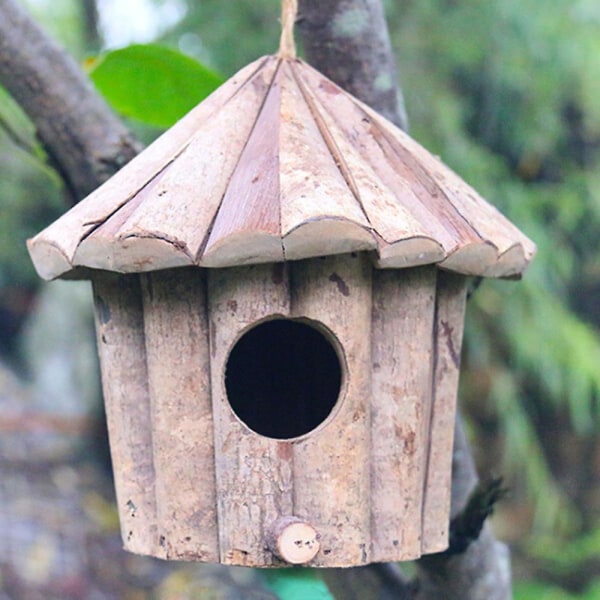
[225,318,343,439]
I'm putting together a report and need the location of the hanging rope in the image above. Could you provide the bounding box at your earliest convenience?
[278,0,298,58]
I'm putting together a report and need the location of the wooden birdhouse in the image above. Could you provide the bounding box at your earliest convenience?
[27,5,535,569]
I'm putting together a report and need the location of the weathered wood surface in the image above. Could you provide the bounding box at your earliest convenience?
[207,263,294,566]
[279,61,374,259]
[28,56,535,281]
[298,64,449,267]
[92,272,158,556]
[421,271,467,553]
[202,63,283,267]
[266,516,320,565]
[291,255,372,567]
[140,268,218,561]
[90,258,466,567]
[27,56,272,280]
[370,266,437,561]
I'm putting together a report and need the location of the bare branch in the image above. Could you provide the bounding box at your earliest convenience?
[0,0,140,201]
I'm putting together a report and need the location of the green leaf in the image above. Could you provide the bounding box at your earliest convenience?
[262,570,334,600]
[89,44,224,128]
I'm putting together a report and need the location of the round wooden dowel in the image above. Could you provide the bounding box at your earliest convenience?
[267,516,320,564]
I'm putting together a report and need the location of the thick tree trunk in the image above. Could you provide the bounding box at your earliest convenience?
[0,0,140,201]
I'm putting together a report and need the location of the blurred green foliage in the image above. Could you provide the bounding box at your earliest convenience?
[515,580,600,600]
[0,88,64,289]
[1,0,599,596]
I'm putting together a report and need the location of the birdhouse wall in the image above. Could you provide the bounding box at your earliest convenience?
[93,269,219,562]
[91,255,467,568]
[422,271,468,553]
[370,266,437,561]
[207,255,373,567]
[93,273,159,557]
[140,269,219,561]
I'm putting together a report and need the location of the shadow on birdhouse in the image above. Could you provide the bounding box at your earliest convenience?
[27,6,535,569]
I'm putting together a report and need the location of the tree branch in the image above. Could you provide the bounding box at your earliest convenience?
[298,1,512,598]
[0,0,140,201]
[297,0,408,131]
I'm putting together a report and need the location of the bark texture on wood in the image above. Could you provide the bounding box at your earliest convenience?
[0,0,140,200]
[421,272,467,553]
[207,263,294,566]
[140,268,219,562]
[298,0,408,130]
[92,273,157,556]
[290,255,372,567]
[370,266,437,561]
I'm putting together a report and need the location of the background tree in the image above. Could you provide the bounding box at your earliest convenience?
[0,0,598,598]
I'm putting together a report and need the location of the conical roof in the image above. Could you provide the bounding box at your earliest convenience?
[28,55,535,280]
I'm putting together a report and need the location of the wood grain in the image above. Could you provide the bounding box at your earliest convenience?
[370,266,437,561]
[207,263,294,566]
[279,61,374,259]
[201,64,283,267]
[294,63,445,266]
[92,272,158,556]
[291,254,372,567]
[140,268,219,562]
[421,271,467,553]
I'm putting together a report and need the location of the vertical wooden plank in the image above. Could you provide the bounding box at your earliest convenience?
[140,267,219,562]
[370,266,437,562]
[291,254,372,567]
[207,263,294,566]
[92,272,158,556]
[421,271,467,553]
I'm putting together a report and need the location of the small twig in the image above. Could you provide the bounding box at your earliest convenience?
[444,477,508,556]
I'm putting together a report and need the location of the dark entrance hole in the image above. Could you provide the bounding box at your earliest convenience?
[225,319,343,439]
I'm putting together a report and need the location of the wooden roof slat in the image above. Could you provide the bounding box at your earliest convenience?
[355,95,536,271]
[480,244,528,278]
[27,56,272,280]
[73,169,188,272]
[80,59,280,273]
[296,64,446,267]
[200,61,284,267]
[279,61,375,260]
[299,63,479,251]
